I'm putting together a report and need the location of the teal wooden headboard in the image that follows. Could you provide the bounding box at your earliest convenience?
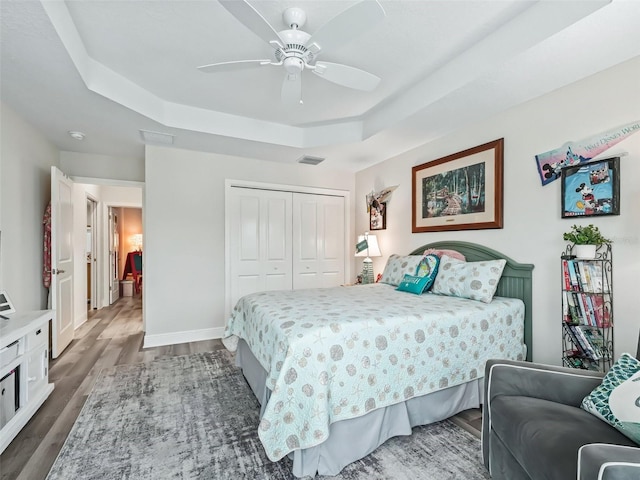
[409,241,534,361]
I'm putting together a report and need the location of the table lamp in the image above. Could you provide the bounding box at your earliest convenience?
[131,234,143,252]
[355,232,381,284]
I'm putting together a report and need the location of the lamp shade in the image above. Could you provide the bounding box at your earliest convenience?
[355,234,381,257]
[131,233,143,251]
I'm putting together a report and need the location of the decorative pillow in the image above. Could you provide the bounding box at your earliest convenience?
[379,255,423,286]
[397,274,432,295]
[415,254,440,291]
[431,255,506,303]
[423,248,466,262]
[581,353,640,444]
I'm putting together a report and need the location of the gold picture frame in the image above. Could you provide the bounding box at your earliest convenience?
[412,138,504,233]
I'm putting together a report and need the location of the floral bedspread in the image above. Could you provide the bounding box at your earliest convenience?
[224,283,525,461]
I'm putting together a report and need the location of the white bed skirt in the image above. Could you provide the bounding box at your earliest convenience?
[236,339,483,477]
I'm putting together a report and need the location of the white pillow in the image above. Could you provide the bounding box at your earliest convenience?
[379,254,423,286]
[431,254,506,303]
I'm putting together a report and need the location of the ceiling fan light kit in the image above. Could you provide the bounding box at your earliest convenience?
[198,0,385,104]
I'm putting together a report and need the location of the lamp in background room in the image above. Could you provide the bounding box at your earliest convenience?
[131,233,143,252]
[355,232,381,284]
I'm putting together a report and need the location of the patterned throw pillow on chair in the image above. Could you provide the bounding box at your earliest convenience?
[581,353,640,444]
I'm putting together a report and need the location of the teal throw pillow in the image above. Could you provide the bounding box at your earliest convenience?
[397,274,431,295]
[581,353,640,444]
[415,254,440,291]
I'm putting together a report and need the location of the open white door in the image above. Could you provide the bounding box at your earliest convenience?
[108,208,120,305]
[50,166,74,358]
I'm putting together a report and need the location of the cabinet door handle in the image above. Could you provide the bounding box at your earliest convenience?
[36,329,42,335]
[28,376,37,382]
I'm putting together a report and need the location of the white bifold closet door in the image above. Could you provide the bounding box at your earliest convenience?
[229,188,293,309]
[228,187,345,310]
[292,193,345,289]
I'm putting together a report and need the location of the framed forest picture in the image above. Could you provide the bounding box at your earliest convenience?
[412,138,504,233]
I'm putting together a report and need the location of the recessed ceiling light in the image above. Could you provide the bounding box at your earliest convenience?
[68,131,85,141]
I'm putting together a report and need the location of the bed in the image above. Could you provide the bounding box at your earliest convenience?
[224,240,534,477]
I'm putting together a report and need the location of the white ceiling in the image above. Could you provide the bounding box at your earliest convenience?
[2,0,639,171]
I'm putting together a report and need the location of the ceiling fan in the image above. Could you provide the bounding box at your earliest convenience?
[198,0,386,104]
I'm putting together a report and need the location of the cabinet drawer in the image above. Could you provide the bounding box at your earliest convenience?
[0,341,20,369]
[26,323,48,350]
[27,346,48,400]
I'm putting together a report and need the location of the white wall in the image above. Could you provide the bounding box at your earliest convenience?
[355,56,640,364]
[61,151,144,183]
[0,102,59,310]
[143,146,355,346]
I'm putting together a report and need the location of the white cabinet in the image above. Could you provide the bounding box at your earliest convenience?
[0,310,54,453]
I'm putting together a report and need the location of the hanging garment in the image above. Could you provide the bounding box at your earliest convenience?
[43,201,52,288]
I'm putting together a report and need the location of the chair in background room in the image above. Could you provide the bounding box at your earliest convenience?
[129,251,142,294]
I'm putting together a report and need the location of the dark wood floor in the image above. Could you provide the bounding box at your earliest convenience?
[0,294,482,480]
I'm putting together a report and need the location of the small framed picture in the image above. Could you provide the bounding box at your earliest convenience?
[561,157,620,218]
[370,201,386,230]
[0,290,16,315]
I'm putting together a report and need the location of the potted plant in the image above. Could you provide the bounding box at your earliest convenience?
[562,224,611,259]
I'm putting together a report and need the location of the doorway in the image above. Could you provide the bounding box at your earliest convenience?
[86,196,98,310]
[74,184,144,322]
[49,173,144,358]
[108,207,120,305]
[112,207,143,300]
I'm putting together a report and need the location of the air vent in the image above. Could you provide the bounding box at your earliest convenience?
[139,130,175,145]
[297,155,325,165]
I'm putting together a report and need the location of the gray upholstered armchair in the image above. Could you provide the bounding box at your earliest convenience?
[482,337,640,479]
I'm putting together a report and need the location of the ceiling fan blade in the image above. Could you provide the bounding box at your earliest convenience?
[281,73,302,105]
[312,61,380,91]
[306,0,385,56]
[219,0,287,49]
[197,59,271,73]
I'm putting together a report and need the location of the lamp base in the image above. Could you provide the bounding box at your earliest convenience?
[361,258,374,284]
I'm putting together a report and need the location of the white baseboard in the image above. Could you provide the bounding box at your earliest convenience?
[143,327,225,349]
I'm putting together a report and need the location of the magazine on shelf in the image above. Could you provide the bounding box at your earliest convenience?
[566,324,600,360]
[566,259,579,291]
[561,259,572,290]
[583,328,606,359]
[577,262,590,291]
[590,262,605,293]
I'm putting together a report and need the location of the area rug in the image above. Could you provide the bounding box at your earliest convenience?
[46,351,489,480]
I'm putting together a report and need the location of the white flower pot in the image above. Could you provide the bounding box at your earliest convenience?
[574,244,597,259]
